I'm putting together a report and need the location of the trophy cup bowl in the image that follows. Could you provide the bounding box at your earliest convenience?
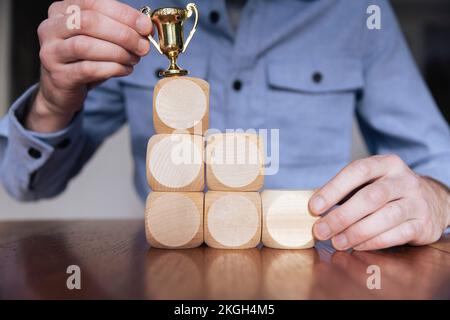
[140,3,198,77]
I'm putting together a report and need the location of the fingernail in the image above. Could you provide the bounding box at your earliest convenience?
[334,234,348,249]
[311,195,326,212]
[315,222,331,239]
[130,55,140,65]
[125,66,134,74]
[136,15,151,34]
[138,39,149,55]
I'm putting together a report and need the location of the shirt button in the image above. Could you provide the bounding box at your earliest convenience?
[312,72,323,83]
[28,148,42,159]
[155,68,164,78]
[356,89,364,102]
[233,80,242,91]
[209,11,220,24]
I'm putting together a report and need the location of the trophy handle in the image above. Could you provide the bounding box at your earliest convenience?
[182,3,199,53]
[140,6,163,55]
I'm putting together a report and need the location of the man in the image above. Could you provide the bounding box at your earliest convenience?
[0,0,449,251]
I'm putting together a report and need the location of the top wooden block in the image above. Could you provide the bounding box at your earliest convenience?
[153,77,209,135]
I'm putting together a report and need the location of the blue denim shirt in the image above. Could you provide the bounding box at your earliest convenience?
[1,0,449,202]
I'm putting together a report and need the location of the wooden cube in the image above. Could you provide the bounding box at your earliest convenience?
[145,192,204,249]
[206,133,264,191]
[204,191,261,249]
[146,134,204,191]
[262,190,319,249]
[153,77,209,135]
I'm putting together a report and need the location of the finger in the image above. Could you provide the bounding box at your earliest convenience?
[51,0,152,36]
[48,10,150,56]
[48,1,65,18]
[353,220,422,251]
[330,199,412,250]
[63,61,133,85]
[55,35,140,65]
[309,155,405,215]
[313,177,404,241]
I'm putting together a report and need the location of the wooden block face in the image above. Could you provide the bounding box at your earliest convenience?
[146,134,204,191]
[262,190,319,249]
[204,191,262,249]
[206,133,264,191]
[145,192,204,249]
[153,77,209,135]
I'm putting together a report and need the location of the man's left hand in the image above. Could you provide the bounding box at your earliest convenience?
[309,154,450,251]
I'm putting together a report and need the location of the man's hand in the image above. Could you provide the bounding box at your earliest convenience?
[309,154,450,251]
[27,0,152,132]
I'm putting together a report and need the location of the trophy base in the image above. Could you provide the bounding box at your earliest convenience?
[160,69,189,77]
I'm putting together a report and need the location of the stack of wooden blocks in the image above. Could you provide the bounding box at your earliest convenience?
[145,77,319,249]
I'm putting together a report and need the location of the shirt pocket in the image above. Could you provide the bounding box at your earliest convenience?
[265,56,364,165]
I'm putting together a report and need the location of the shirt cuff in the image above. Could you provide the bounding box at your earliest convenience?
[7,84,83,173]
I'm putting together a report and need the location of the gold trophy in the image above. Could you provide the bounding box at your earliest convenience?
[140,3,199,77]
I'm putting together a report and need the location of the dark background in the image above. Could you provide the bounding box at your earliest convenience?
[8,0,450,124]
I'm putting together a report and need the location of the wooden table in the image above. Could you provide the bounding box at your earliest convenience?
[0,220,449,300]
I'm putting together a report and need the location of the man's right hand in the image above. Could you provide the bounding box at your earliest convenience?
[26,0,152,132]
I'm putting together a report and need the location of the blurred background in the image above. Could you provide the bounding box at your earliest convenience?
[0,0,449,220]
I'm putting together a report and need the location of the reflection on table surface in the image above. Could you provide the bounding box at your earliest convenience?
[0,220,449,299]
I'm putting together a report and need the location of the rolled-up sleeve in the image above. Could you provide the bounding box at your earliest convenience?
[0,85,84,200]
[357,0,450,188]
[0,78,126,201]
